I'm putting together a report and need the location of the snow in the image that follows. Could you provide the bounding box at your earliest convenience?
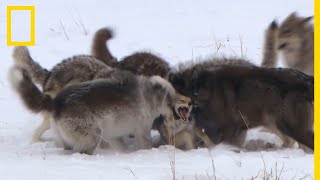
[0,0,314,179]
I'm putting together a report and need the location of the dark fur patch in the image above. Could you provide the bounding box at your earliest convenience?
[117,52,170,78]
[170,64,314,149]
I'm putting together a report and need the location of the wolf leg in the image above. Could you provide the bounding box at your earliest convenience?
[108,138,127,152]
[134,130,152,150]
[32,115,51,142]
[175,131,194,150]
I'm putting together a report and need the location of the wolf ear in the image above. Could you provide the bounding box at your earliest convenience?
[287,12,297,19]
[301,16,313,24]
[269,20,278,29]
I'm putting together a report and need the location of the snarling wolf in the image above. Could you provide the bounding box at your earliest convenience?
[261,12,314,75]
[9,65,176,154]
[153,94,212,150]
[169,60,314,151]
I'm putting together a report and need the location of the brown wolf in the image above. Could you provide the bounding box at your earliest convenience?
[261,12,314,75]
[91,27,117,66]
[153,94,212,150]
[90,27,170,78]
[169,61,314,151]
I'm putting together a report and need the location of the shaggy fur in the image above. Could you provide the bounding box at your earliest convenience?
[91,27,117,66]
[12,46,113,142]
[261,12,314,75]
[117,52,170,79]
[169,62,314,150]
[9,66,176,154]
[90,28,170,78]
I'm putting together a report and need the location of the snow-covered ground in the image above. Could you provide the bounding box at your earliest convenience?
[0,0,314,179]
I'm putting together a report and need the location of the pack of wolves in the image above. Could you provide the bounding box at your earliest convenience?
[8,12,314,154]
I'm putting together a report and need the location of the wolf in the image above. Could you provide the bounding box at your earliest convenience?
[90,28,170,78]
[9,65,176,154]
[153,58,254,150]
[12,46,115,142]
[153,94,196,150]
[14,28,171,142]
[169,60,314,151]
[153,93,213,150]
[261,12,314,75]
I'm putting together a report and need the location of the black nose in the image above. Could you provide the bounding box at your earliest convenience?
[278,43,287,49]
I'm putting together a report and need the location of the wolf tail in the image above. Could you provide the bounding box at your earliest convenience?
[8,66,54,114]
[91,27,117,66]
[12,46,50,85]
[261,20,279,68]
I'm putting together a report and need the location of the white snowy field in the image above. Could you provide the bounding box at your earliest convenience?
[0,0,314,179]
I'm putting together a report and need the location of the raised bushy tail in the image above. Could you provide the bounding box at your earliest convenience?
[8,66,53,113]
[12,46,50,85]
[261,20,279,68]
[91,27,117,66]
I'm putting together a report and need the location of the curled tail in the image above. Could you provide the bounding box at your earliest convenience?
[91,27,117,66]
[261,20,279,68]
[12,46,50,85]
[8,66,54,113]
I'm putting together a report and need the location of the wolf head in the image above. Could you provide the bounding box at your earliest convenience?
[173,94,193,121]
[278,12,313,51]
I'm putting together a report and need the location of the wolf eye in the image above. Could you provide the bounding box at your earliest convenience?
[180,99,186,103]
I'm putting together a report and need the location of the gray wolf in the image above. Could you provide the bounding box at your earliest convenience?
[13,26,171,142]
[9,66,176,154]
[261,12,314,75]
[12,46,113,142]
[169,60,314,150]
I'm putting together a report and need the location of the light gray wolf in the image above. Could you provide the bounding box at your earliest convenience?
[9,65,176,154]
[12,46,113,142]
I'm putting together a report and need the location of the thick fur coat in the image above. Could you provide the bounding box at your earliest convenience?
[9,66,176,154]
[169,61,314,150]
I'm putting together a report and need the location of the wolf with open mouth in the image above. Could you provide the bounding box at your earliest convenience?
[154,94,212,150]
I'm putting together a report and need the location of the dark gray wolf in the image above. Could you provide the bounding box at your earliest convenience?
[9,66,176,154]
[169,61,314,150]
[261,12,314,75]
[153,58,255,150]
